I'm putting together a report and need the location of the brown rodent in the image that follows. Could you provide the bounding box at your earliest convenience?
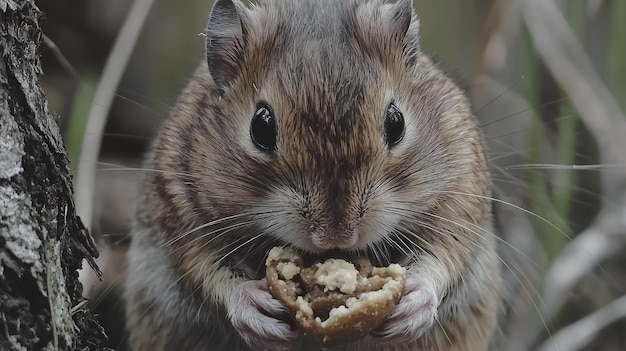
[124,0,502,350]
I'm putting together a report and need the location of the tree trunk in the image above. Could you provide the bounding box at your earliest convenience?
[1,1,111,350]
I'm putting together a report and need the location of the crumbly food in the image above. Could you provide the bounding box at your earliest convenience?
[265,247,407,346]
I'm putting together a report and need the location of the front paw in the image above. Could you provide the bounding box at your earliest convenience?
[227,279,296,350]
[371,274,438,345]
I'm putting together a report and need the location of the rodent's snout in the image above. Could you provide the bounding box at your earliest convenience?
[310,225,359,250]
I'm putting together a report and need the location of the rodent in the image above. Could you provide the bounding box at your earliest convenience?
[123,0,503,350]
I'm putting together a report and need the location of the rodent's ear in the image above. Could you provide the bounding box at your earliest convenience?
[379,0,413,40]
[358,0,420,63]
[206,0,248,96]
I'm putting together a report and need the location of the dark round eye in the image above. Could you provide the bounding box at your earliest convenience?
[385,102,405,147]
[250,102,277,152]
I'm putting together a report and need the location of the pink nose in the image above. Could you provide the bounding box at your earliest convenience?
[311,227,358,249]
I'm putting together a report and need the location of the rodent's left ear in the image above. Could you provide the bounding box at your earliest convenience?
[206,0,249,96]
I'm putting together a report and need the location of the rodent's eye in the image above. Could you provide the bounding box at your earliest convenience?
[385,102,405,148]
[250,102,277,152]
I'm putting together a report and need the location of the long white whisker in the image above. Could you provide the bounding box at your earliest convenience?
[216,233,270,265]
[504,163,626,171]
[163,210,279,248]
[432,190,574,241]
[371,218,416,259]
[170,220,256,256]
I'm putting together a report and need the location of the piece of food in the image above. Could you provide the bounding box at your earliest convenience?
[265,247,406,346]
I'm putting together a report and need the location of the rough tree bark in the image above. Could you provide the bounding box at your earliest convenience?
[1,1,111,350]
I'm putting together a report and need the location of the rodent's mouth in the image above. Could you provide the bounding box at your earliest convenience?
[281,245,401,268]
[271,233,407,267]
[310,227,359,251]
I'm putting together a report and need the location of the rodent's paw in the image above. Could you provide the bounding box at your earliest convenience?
[370,274,438,345]
[227,279,296,351]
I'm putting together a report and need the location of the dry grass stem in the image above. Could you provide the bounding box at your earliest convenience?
[75,0,155,297]
[520,0,626,338]
[534,294,626,351]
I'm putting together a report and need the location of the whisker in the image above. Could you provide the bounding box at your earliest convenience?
[372,217,424,259]
[162,212,265,248]
[216,232,274,265]
[388,205,555,341]
[481,105,571,131]
[95,165,197,179]
[169,220,256,256]
[504,163,626,171]
[433,190,574,242]
[475,77,524,114]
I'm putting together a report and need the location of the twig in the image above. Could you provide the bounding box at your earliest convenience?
[74,0,155,297]
[520,0,626,321]
[534,294,626,351]
[74,0,155,232]
[520,0,626,183]
[42,34,78,81]
[541,213,624,317]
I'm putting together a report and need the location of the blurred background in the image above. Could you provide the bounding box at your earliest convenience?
[36,0,626,350]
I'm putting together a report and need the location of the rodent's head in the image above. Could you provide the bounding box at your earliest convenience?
[148,0,490,257]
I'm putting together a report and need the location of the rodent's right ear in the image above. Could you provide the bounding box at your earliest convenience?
[206,0,248,96]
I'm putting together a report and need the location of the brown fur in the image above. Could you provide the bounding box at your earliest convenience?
[125,0,502,350]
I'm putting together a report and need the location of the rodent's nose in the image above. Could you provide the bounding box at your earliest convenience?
[311,226,358,250]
